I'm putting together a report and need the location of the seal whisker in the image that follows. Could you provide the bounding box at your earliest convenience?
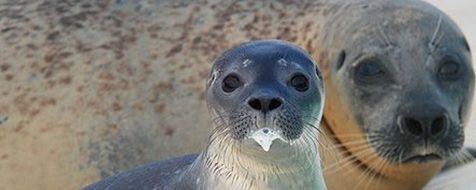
[376,153,391,187]
[299,129,320,163]
[343,152,381,177]
[429,15,443,51]
[449,149,474,167]
[378,23,393,48]
[363,151,391,190]
[302,122,332,156]
[349,152,384,190]
[324,132,380,158]
[206,127,231,152]
[324,146,376,173]
[303,121,322,136]
[398,146,405,165]
[325,145,375,172]
[323,140,371,150]
[327,133,380,137]
[358,155,385,190]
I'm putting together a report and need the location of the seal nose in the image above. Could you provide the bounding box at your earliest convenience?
[248,97,283,113]
[399,106,449,139]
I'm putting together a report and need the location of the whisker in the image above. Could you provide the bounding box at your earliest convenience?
[324,147,376,172]
[429,15,443,51]
[363,151,390,190]
[351,153,383,190]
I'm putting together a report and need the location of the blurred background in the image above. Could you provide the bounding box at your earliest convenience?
[0,1,474,190]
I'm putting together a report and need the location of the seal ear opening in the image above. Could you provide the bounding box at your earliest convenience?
[336,50,346,71]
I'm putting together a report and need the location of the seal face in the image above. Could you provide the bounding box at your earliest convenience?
[83,40,327,190]
[207,40,324,151]
[344,10,473,164]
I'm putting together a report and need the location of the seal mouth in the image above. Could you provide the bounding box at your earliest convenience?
[401,153,442,163]
[248,128,286,152]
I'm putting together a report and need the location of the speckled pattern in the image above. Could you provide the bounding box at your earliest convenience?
[0,0,329,189]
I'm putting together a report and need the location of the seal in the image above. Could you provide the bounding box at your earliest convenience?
[83,40,327,190]
[315,1,475,189]
[2,1,474,189]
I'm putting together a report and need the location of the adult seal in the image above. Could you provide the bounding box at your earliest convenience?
[84,40,327,190]
[315,0,475,189]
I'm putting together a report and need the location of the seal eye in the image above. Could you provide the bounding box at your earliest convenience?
[355,59,385,84]
[222,74,242,93]
[290,74,309,92]
[438,60,461,80]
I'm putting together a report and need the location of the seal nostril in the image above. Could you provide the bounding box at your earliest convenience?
[431,116,447,136]
[269,98,282,111]
[248,99,262,110]
[248,97,282,112]
[404,118,423,136]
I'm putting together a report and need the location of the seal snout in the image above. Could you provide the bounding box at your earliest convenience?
[397,105,449,140]
[247,96,284,113]
[392,102,462,163]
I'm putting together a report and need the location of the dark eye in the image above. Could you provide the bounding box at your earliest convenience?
[438,60,461,80]
[355,59,385,84]
[290,74,309,92]
[222,74,242,93]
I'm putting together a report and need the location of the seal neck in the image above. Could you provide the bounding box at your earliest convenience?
[195,129,327,189]
[319,119,443,190]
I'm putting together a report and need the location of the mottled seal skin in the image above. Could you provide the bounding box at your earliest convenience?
[0,0,474,189]
[84,40,327,190]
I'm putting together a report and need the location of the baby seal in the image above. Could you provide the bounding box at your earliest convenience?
[83,40,327,190]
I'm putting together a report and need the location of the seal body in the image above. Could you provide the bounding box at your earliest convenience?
[84,40,327,189]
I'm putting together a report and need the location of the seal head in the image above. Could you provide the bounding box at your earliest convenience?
[318,1,474,189]
[195,39,326,189]
[206,39,324,152]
